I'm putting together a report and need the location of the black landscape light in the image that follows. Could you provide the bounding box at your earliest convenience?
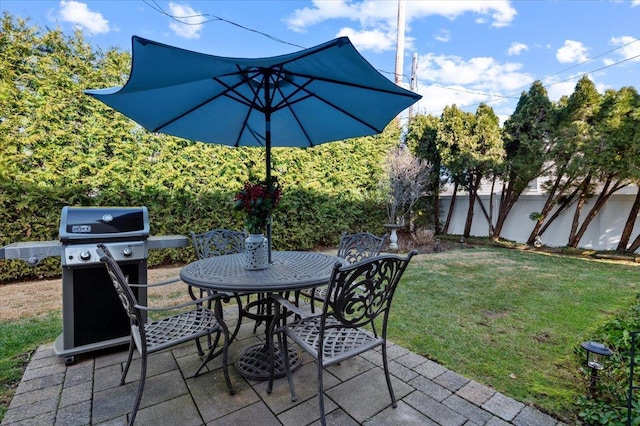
[581,340,613,398]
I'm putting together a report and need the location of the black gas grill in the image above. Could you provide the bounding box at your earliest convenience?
[60,206,150,266]
[57,206,150,364]
[0,206,189,365]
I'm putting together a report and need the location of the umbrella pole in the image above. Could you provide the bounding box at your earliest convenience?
[265,78,272,264]
[266,143,272,263]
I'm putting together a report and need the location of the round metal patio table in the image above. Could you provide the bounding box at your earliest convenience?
[179,251,340,380]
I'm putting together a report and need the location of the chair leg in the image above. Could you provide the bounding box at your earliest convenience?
[216,295,234,394]
[193,333,234,394]
[198,293,242,361]
[195,337,205,357]
[280,332,297,402]
[267,320,277,394]
[317,354,327,426]
[120,337,135,385]
[220,327,234,395]
[229,294,244,343]
[193,298,235,394]
[195,294,241,367]
[309,287,316,313]
[381,342,397,407]
[129,349,147,426]
[188,286,207,356]
[253,293,266,333]
[193,331,223,376]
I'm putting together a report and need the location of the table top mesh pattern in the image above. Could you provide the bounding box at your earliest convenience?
[180,251,340,292]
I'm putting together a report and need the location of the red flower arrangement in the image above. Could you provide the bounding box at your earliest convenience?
[233,177,282,235]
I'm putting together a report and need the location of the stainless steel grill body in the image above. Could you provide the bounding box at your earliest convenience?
[1,206,190,364]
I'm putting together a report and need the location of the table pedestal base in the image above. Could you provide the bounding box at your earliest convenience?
[235,343,301,381]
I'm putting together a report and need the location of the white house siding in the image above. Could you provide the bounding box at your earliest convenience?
[440,191,640,252]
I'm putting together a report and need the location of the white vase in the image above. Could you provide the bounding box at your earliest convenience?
[383,224,402,252]
[244,233,269,270]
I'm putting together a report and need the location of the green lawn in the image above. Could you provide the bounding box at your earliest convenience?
[1,247,638,423]
[389,247,639,423]
[0,312,61,420]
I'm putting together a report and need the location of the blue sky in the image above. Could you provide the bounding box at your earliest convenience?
[2,0,640,122]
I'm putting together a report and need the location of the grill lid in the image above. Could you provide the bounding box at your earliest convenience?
[59,206,150,242]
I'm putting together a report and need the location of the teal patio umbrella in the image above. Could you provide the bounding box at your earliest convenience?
[85,36,421,257]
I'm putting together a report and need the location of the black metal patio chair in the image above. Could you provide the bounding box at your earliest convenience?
[268,251,417,426]
[190,228,247,259]
[190,228,252,337]
[97,244,234,426]
[299,231,388,312]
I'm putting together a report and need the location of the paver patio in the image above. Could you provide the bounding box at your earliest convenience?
[2,304,564,426]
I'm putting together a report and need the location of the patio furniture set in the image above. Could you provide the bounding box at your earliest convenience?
[81,35,421,426]
[98,229,415,425]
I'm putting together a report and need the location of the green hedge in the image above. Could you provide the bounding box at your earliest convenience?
[0,133,399,282]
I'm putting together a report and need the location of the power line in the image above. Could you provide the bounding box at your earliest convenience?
[143,0,639,118]
[430,83,518,100]
[489,39,640,109]
[142,0,305,49]
[143,0,519,106]
[543,52,640,89]
[524,38,640,90]
[422,44,640,116]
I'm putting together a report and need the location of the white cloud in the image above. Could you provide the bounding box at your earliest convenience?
[507,42,528,56]
[545,79,579,103]
[286,0,359,31]
[285,0,516,51]
[413,53,532,115]
[556,40,589,63]
[435,29,451,43]
[541,72,610,103]
[406,0,517,28]
[167,2,205,39]
[418,53,530,89]
[414,84,480,116]
[632,0,640,6]
[336,27,395,53]
[58,1,109,34]
[609,36,640,62]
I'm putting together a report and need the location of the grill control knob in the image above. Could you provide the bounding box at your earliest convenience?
[79,250,91,261]
[122,247,133,257]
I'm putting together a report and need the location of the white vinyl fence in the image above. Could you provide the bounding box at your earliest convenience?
[440,187,640,253]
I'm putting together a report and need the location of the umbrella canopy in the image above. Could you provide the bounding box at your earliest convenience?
[85,36,421,260]
[85,36,421,180]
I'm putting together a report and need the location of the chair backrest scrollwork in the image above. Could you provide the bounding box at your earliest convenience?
[337,232,387,264]
[323,251,416,335]
[190,229,247,259]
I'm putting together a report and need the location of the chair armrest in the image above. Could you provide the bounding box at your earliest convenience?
[128,277,182,288]
[134,292,225,312]
[271,294,312,319]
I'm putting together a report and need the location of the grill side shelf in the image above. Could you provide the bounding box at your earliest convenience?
[0,235,188,266]
[147,235,190,250]
[0,241,62,264]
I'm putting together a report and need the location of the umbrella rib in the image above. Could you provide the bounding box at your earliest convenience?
[232,65,271,147]
[289,71,420,99]
[150,73,262,133]
[270,75,313,110]
[279,77,384,135]
[219,66,267,111]
[234,84,264,147]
